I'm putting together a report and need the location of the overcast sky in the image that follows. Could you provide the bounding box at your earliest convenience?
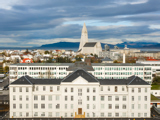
[0,0,160,47]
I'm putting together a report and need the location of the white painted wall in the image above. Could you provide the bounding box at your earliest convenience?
[9,64,153,84]
[9,77,150,118]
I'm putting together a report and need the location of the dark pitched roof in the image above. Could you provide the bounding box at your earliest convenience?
[62,69,98,82]
[98,79,130,85]
[67,62,94,71]
[11,76,33,85]
[83,42,97,47]
[30,79,62,85]
[11,75,63,85]
[10,72,149,86]
[98,75,149,85]
[128,76,149,85]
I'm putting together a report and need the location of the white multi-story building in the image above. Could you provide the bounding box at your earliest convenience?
[99,50,121,60]
[9,69,150,118]
[92,63,153,84]
[9,63,73,82]
[136,60,160,76]
[9,62,154,84]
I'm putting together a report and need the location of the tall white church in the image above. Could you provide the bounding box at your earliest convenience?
[78,23,102,56]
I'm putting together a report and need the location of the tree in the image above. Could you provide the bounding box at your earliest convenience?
[55,57,72,63]
[4,66,9,73]
[113,60,118,63]
[126,59,136,63]
[152,76,160,85]
[94,54,98,58]
[75,56,81,61]
[37,59,41,63]
[75,55,83,61]
[46,58,53,63]
[44,51,50,54]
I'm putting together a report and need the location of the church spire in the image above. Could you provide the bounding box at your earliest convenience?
[78,22,89,51]
[82,22,87,33]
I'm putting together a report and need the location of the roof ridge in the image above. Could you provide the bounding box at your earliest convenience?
[62,68,99,82]
[61,69,80,82]
[81,69,99,82]
[24,76,33,85]
[128,75,136,85]
[136,76,150,85]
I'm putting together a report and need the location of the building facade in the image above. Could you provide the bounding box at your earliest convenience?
[9,69,150,118]
[92,63,153,84]
[130,51,160,59]
[136,60,160,77]
[99,51,121,60]
[9,62,154,84]
[78,23,102,56]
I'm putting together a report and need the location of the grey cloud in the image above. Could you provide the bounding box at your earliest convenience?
[0,0,160,47]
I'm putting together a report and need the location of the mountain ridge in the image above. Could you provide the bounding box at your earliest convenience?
[40,41,160,49]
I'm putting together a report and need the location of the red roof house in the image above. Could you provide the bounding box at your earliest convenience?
[20,58,33,63]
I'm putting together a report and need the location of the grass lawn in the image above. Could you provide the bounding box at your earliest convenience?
[151,85,160,90]
[151,94,160,101]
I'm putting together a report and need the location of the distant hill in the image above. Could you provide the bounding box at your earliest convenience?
[116,41,159,48]
[0,41,159,50]
[40,42,115,49]
[39,41,160,49]
[40,42,80,48]
[142,43,160,48]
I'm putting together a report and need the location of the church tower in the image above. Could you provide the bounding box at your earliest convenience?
[79,23,88,50]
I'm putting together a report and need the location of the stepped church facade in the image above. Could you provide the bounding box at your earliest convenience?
[78,23,102,56]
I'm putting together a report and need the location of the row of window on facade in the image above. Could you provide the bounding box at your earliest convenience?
[12,112,148,117]
[16,67,68,70]
[13,86,60,92]
[13,95,148,102]
[10,67,17,70]
[95,72,146,75]
[12,67,152,71]
[17,72,67,75]
[100,86,148,93]
[94,67,147,71]
[12,103,148,110]
[12,87,148,93]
